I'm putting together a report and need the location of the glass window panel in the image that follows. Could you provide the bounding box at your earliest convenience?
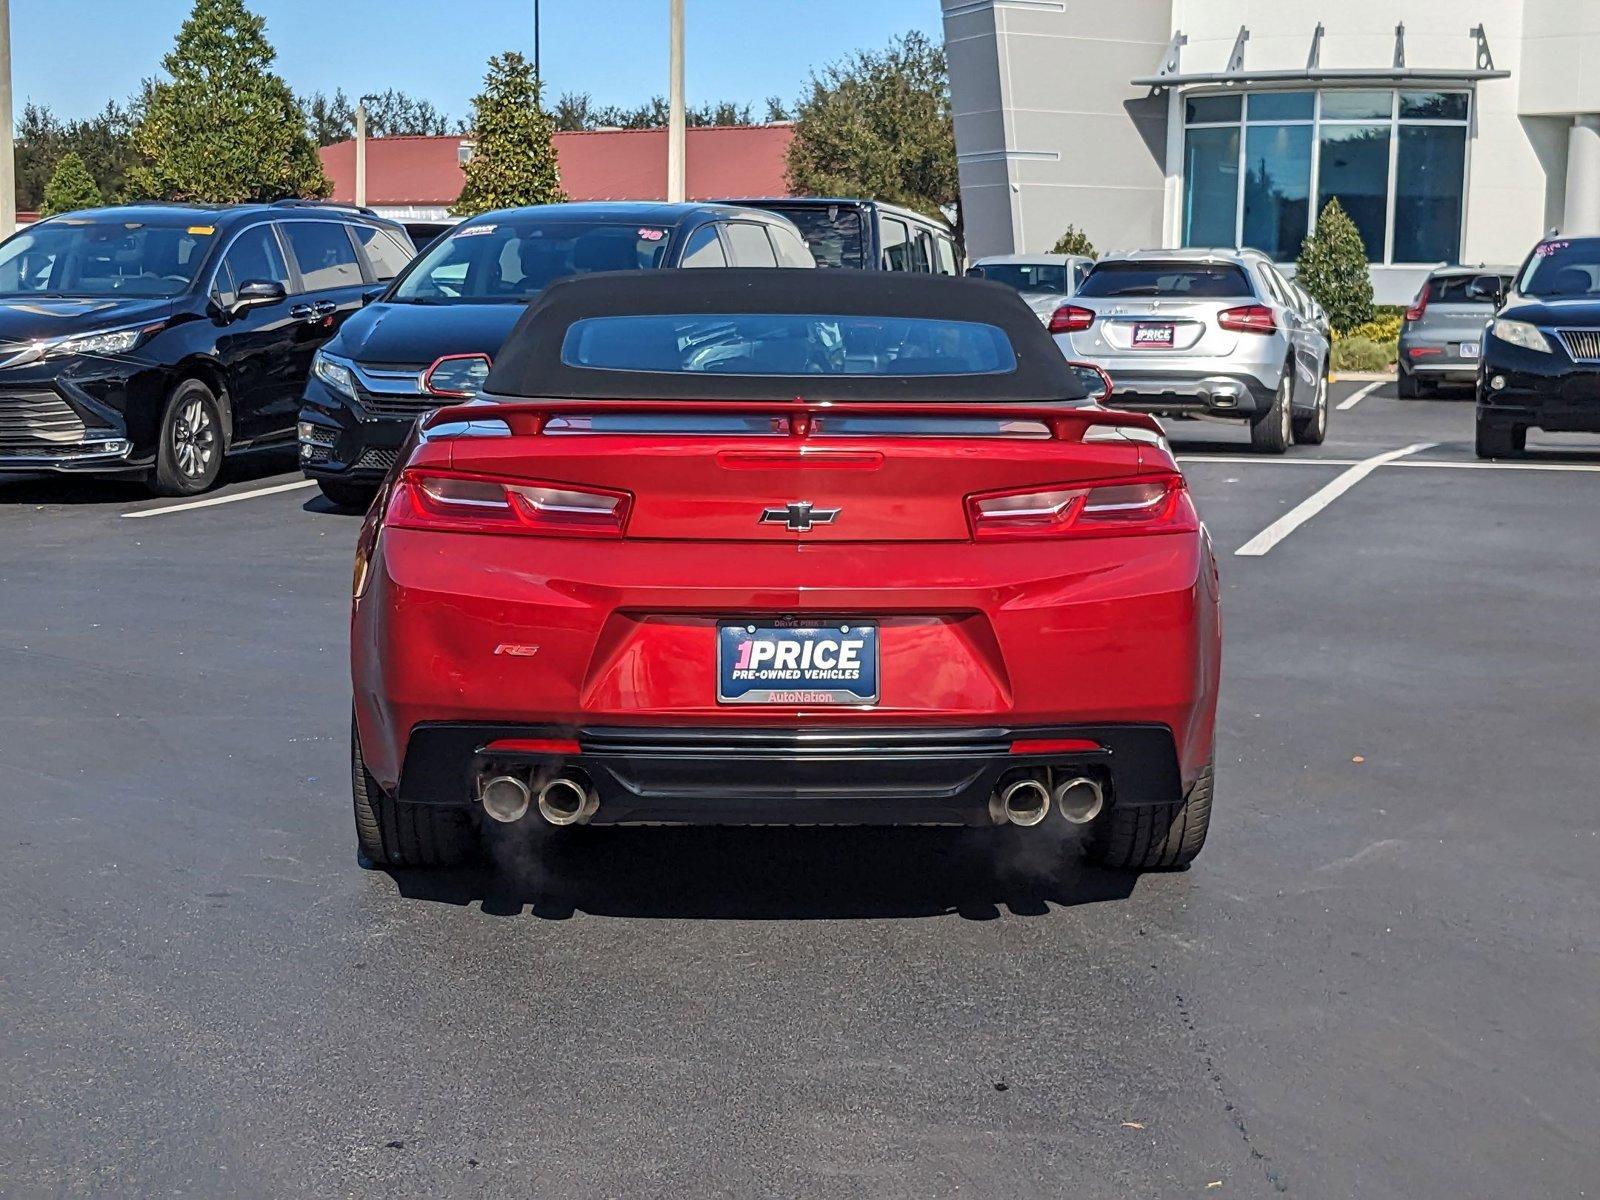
[1185,94,1241,124]
[1400,91,1469,121]
[1317,124,1391,261]
[1248,92,1314,121]
[1243,124,1313,261]
[1393,125,1466,263]
[1321,90,1392,120]
[1182,126,1241,247]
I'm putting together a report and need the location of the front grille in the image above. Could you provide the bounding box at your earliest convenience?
[355,383,446,420]
[355,447,398,472]
[1557,329,1600,362]
[0,391,87,449]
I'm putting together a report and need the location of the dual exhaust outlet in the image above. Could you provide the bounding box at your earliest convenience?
[989,774,1104,828]
[480,771,598,826]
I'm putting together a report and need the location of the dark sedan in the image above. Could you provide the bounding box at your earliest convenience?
[1476,237,1600,457]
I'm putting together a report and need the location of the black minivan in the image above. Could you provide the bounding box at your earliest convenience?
[0,201,414,495]
[299,201,815,509]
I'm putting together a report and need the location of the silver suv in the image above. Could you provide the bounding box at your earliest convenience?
[1051,247,1330,453]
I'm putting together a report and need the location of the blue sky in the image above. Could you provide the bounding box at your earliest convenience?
[16,0,942,123]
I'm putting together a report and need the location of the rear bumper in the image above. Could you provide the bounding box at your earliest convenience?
[397,722,1187,825]
[1102,369,1277,418]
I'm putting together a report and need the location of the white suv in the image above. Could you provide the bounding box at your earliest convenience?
[1050,248,1330,453]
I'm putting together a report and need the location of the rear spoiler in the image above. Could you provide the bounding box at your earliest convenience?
[417,397,1164,444]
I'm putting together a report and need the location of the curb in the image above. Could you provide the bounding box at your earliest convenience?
[1331,371,1394,382]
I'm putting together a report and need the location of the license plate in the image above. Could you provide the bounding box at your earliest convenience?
[1460,341,1480,359]
[1132,323,1175,348]
[718,621,878,705]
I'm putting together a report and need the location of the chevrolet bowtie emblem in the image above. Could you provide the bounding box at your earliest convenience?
[760,500,840,533]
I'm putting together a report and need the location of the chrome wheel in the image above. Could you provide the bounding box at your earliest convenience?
[171,397,216,479]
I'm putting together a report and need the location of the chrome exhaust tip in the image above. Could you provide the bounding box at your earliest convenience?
[1053,777,1105,825]
[537,774,599,826]
[991,777,1052,827]
[480,774,532,824]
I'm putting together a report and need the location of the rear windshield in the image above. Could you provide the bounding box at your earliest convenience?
[1429,274,1512,303]
[754,205,865,270]
[971,262,1070,295]
[560,313,1017,377]
[1516,240,1600,298]
[1077,262,1253,299]
[390,219,673,303]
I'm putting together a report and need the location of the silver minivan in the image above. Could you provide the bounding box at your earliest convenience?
[1053,247,1330,453]
[1397,266,1515,397]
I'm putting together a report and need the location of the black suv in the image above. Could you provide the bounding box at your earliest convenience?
[0,200,414,495]
[299,201,814,509]
[1476,236,1600,457]
[716,197,960,274]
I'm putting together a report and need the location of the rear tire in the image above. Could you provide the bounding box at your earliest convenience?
[317,478,379,512]
[1249,372,1292,454]
[1087,765,1213,871]
[1397,366,1419,399]
[351,714,476,868]
[1474,412,1525,459]
[1292,363,1328,445]
[150,379,224,496]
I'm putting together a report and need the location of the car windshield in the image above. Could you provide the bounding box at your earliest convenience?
[973,263,1070,295]
[1077,262,1253,299]
[1516,241,1600,298]
[0,219,215,298]
[753,205,865,269]
[561,313,1018,377]
[389,219,675,303]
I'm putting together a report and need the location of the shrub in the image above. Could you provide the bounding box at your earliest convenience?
[40,152,103,216]
[1050,224,1097,258]
[1295,198,1374,334]
[1330,335,1394,373]
[1341,315,1402,344]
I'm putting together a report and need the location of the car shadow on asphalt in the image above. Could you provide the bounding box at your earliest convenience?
[383,825,1142,920]
[0,447,299,506]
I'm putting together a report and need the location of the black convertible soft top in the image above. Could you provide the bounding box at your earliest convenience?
[482,269,1088,403]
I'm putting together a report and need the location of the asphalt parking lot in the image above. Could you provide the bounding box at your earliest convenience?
[2,378,1597,1199]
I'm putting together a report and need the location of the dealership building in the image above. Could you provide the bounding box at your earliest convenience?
[943,0,1600,301]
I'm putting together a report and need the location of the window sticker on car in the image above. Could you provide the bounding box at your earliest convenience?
[638,228,666,241]
[1535,241,1569,257]
[453,225,497,238]
[186,225,215,236]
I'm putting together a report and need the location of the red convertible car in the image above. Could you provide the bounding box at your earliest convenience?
[349,270,1221,872]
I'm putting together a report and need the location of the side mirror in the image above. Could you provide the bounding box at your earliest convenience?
[1066,361,1111,403]
[1467,274,1506,306]
[361,284,386,307]
[965,266,983,278]
[230,279,286,316]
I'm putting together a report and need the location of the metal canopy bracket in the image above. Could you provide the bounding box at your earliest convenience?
[1472,24,1496,72]
[1155,30,1187,79]
[1394,22,1406,70]
[1226,26,1250,74]
[1307,22,1324,70]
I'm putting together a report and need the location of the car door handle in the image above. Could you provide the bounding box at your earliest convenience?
[289,303,316,320]
[312,300,338,316]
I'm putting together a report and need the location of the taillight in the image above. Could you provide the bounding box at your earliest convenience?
[385,469,631,539]
[1218,305,1277,335]
[1048,304,1096,334]
[1405,283,1430,322]
[967,474,1196,541]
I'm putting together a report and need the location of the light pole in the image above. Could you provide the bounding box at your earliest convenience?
[667,0,685,203]
[354,94,377,209]
[534,0,541,81]
[0,0,14,235]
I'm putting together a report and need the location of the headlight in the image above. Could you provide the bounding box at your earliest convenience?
[1491,319,1552,354]
[423,353,492,399]
[45,326,151,359]
[313,350,357,399]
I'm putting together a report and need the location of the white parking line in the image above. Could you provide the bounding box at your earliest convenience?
[1180,455,1362,466]
[122,479,317,519]
[1337,380,1385,410]
[1234,442,1435,557]
[1393,458,1600,474]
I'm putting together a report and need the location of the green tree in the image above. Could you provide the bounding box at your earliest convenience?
[40,152,103,216]
[1050,225,1097,259]
[1295,198,1374,334]
[452,51,565,216]
[15,98,145,209]
[784,31,959,243]
[130,0,327,202]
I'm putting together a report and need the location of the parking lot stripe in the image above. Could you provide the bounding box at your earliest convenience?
[122,479,318,519]
[1180,455,1362,466]
[1394,459,1600,474]
[1337,381,1385,410]
[1235,442,1435,557]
